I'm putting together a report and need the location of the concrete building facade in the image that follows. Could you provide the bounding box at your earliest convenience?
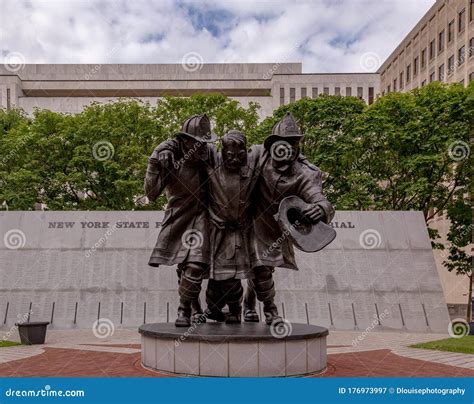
[0,63,379,119]
[377,0,473,318]
[379,0,474,93]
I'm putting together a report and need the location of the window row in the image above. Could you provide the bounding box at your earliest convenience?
[383,6,471,85]
[279,86,375,104]
[387,39,472,93]
[384,72,472,95]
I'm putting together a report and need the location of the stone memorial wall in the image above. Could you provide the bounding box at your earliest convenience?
[0,211,450,332]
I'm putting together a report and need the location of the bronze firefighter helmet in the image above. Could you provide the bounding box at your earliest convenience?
[177,114,217,143]
[264,112,304,150]
[275,195,336,252]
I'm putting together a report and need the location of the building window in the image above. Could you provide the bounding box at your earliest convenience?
[429,40,435,59]
[448,55,455,74]
[429,72,435,83]
[387,85,391,93]
[6,88,10,110]
[290,87,296,102]
[406,64,411,82]
[458,46,465,65]
[312,87,318,98]
[357,87,363,98]
[280,88,285,105]
[421,80,426,87]
[438,30,445,53]
[346,87,352,96]
[458,8,466,32]
[368,87,374,105]
[323,87,329,95]
[448,20,454,42]
[469,72,474,82]
[438,64,445,81]
[421,48,427,68]
[470,38,474,57]
[393,78,397,91]
[414,57,419,75]
[470,0,473,22]
[301,87,307,98]
[399,72,404,89]
[335,87,340,95]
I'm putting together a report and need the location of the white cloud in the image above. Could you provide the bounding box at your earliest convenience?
[0,0,435,72]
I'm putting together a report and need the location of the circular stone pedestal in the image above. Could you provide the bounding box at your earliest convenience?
[139,322,328,377]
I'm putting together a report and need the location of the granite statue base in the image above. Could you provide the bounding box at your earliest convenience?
[138,322,328,377]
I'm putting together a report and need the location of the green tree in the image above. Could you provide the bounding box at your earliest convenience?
[351,82,471,218]
[154,93,260,140]
[444,197,472,322]
[443,81,473,322]
[0,108,38,209]
[253,95,367,207]
[0,95,260,211]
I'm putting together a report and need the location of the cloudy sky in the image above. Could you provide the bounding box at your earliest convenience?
[0,0,435,72]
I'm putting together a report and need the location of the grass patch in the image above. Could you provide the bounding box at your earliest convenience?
[0,340,21,348]
[410,336,474,355]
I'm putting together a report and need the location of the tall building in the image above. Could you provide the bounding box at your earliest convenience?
[379,0,473,320]
[0,63,378,119]
[379,0,474,94]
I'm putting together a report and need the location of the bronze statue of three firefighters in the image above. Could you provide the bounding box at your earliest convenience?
[144,112,335,327]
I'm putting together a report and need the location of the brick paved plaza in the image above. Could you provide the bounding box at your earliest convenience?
[1,329,472,377]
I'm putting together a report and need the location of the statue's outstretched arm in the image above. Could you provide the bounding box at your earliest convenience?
[144,140,178,202]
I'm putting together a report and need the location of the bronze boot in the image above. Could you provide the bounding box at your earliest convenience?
[263,301,282,325]
[243,281,259,322]
[175,299,192,327]
[191,298,206,324]
[226,303,242,324]
[177,263,205,326]
[205,279,226,322]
